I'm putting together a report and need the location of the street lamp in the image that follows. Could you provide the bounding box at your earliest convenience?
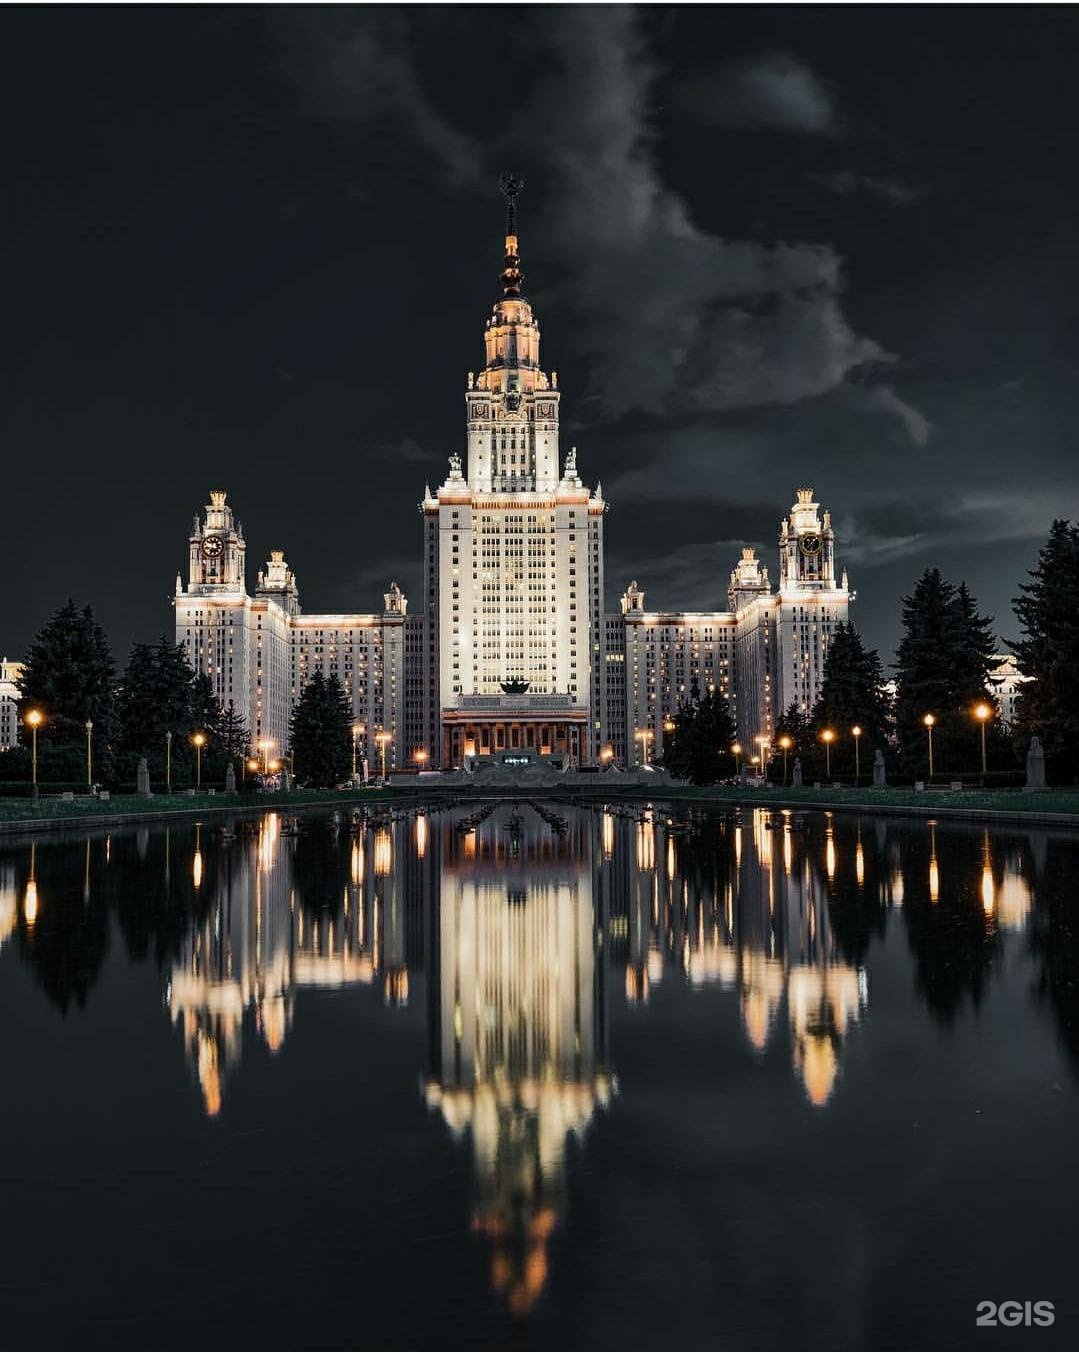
[973,702,992,777]
[778,734,793,784]
[246,757,259,788]
[851,724,862,783]
[600,746,614,768]
[820,728,836,779]
[414,748,429,772]
[731,741,742,775]
[85,719,94,791]
[352,722,366,779]
[635,728,654,767]
[166,730,173,793]
[923,712,936,780]
[24,709,44,799]
[375,731,392,782]
[192,732,206,789]
[257,738,272,775]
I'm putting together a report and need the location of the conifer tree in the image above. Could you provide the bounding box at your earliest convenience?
[289,671,352,787]
[116,637,199,782]
[664,687,736,784]
[1012,519,1079,782]
[18,599,116,781]
[811,622,891,777]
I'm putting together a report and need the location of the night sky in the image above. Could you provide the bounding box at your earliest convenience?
[4,5,1077,668]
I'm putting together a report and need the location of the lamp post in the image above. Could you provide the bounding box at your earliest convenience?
[820,728,836,779]
[192,732,206,790]
[257,738,272,775]
[375,731,392,782]
[414,748,428,772]
[85,719,93,791]
[731,742,742,776]
[851,724,862,783]
[778,734,793,785]
[923,712,936,780]
[600,746,614,769]
[973,702,991,778]
[352,722,366,780]
[25,709,43,799]
[165,730,173,793]
[635,728,654,767]
[755,736,770,782]
[246,757,259,788]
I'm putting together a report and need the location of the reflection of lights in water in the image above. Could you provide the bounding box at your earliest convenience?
[463,829,477,860]
[374,828,392,876]
[788,965,865,1108]
[826,830,836,881]
[23,877,39,928]
[666,834,676,881]
[350,840,363,884]
[856,842,865,887]
[928,822,939,902]
[0,865,17,945]
[635,822,654,872]
[192,850,203,889]
[755,810,773,868]
[415,813,428,859]
[734,822,742,866]
[625,963,649,1003]
[602,811,614,859]
[384,968,409,1006]
[981,864,995,914]
[997,861,1032,931]
[890,870,905,907]
[783,824,792,875]
[258,812,278,872]
[196,1031,223,1118]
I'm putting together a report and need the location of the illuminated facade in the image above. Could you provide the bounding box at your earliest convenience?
[173,185,851,768]
[175,492,414,768]
[0,656,23,752]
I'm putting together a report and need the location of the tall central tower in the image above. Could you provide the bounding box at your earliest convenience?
[422,178,606,768]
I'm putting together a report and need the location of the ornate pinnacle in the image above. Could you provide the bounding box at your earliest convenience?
[498,172,525,297]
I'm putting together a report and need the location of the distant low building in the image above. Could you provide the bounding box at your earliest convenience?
[987,653,1031,729]
[0,657,23,752]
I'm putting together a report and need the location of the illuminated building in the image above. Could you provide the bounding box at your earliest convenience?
[0,656,23,752]
[173,186,850,766]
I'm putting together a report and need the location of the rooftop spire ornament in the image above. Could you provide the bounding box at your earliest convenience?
[498,172,525,297]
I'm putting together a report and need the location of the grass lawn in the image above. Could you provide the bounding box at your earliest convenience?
[614,783,1079,817]
[0,786,408,825]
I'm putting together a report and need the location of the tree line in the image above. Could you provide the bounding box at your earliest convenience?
[664,517,1079,786]
[2,599,356,789]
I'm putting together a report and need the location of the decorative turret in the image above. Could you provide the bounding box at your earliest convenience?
[255,549,300,616]
[728,547,772,610]
[621,581,646,615]
[383,581,407,615]
[499,172,525,299]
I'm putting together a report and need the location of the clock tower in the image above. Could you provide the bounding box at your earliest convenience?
[187,490,246,594]
[779,487,836,589]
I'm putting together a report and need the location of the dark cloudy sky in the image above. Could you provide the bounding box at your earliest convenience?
[4,4,1077,667]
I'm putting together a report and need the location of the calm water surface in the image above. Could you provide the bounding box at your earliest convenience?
[1,801,1078,1350]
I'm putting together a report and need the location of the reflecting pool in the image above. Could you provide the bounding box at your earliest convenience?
[1,802,1077,1349]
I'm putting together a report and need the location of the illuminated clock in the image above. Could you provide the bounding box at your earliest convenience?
[202,536,224,559]
[800,533,822,556]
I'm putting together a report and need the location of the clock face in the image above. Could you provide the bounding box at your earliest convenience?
[202,536,224,559]
[800,533,822,556]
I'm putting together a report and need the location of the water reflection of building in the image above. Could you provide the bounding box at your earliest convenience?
[597,806,867,1107]
[424,804,612,1317]
[168,812,427,1115]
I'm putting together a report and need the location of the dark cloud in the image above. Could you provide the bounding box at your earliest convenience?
[270,9,482,187]
[679,50,837,134]
[809,168,925,206]
[505,11,896,424]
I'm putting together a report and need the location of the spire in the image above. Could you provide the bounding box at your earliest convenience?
[498,172,525,298]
